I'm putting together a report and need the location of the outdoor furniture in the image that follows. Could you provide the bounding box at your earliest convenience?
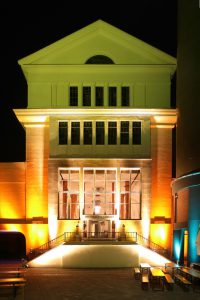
[140,263,151,274]
[164,273,174,290]
[0,277,26,298]
[0,270,25,278]
[150,267,165,290]
[178,267,200,291]
[134,267,141,279]
[174,273,192,290]
[141,274,149,290]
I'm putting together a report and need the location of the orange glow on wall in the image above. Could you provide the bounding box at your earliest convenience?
[26,224,48,250]
[150,224,171,250]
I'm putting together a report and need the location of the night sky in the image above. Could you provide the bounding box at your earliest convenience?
[0,1,177,162]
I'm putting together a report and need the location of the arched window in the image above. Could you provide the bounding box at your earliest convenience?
[85,55,114,64]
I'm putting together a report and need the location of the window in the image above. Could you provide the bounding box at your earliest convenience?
[120,169,141,219]
[84,122,92,145]
[120,121,129,145]
[70,87,78,106]
[121,87,129,106]
[85,55,114,64]
[59,122,68,145]
[84,169,116,215]
[71,122,80,145]
[108,122,117,145]
[58,169,80,220]
[83,87,91,106]
[132,122,141,145]
[95,87,104,106]
[109,87,117,106]
[96,122,105,145]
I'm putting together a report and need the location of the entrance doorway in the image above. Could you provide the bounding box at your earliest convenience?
[88,219,116,239]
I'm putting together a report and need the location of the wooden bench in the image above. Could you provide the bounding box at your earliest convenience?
[0,277,26,298]
[174,274,192,289]
[141,275,149,290]
[134,267,141,280]
[164,273,174,289]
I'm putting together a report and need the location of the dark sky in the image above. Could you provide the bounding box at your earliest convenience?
[0,1,177,162]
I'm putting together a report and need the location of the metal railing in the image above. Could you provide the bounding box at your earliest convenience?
[28,231,169,260]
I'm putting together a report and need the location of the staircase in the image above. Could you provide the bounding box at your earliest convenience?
[28,231,169,261]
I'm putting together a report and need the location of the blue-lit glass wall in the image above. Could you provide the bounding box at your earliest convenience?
[173,229,185,264]
[188,186,200,264]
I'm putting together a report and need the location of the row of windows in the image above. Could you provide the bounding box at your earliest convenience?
[58,168,141,220]
[70,86,130,106]
[59,121,141,145]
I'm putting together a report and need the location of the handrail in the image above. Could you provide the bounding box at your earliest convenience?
[28,231,169,260]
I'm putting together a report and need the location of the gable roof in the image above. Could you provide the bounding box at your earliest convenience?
[18,19,176,66]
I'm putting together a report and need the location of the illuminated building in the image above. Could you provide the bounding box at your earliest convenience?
[0,20,177,262]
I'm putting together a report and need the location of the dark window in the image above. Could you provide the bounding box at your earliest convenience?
[95,87,104,106]
[71,122,80,145]
[120,121,129,145]
[85,55,114,64]
[121,87,129,106]
[70,87,78,106]
[108,122,117,145]
[83,87,91,106]
[59,122,68,145]
[132,122,141,145]
[96,122,104,145]
[109,87,117,106]
[84,122,92,145]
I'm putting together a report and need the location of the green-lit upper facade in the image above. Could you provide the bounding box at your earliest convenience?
[18,20,176,110]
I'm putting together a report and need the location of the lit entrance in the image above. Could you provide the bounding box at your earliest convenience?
[86,219,116,239]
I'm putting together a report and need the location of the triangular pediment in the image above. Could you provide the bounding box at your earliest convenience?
[18,20,176,66]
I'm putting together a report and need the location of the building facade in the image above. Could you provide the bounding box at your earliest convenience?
[0,20,177,257]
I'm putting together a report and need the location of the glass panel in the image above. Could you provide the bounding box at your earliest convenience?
[121,87,129,106]
[106,170,116,180]
[120,169,141,220]
[132,121,141,145]
[70,87,78,106]
[71,122,80,145]
[109,87,117,106]
[83,87,91,106]
[84,122,92,145]
[58,169,80,220]
[120,121,129,145]
[131,193,140,203]
[131,203,140,219]
[95,87,104,106]
[83,168,116,216]
[70,170,79,180]
[108,122,117,145]
[59,122,68,145]
[96,122,105,145]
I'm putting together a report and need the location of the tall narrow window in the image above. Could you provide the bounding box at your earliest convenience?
[120,121,129,145]
[84,168,116,215]
[121,87,129,106]
[109,87,117,106]
[96,122,104,145]
[83,87,91,106]
[59,122,68,145]
[58,169,80,220]
[70,87,78,106]
[71,122,80,145]
[132,122,141,145]
[84,122,92,145]
[108,122,117,145]
[95,87,104,106]
[120,169,141,220]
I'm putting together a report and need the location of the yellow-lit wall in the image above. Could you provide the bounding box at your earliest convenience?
[151,126,173,251]
[25,124,49,219]
[0,163,26,219]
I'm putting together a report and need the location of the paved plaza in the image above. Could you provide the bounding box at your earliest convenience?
[23,267,200,300]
